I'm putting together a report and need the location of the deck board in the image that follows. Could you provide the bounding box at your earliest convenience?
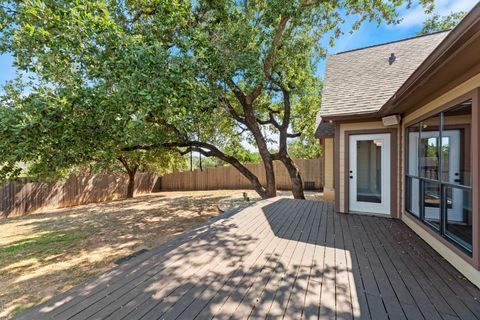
[15,198,480,320]
[178,199,301,320]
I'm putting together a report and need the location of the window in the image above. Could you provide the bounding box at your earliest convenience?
[405,100,473,255]
[420,114,441,180]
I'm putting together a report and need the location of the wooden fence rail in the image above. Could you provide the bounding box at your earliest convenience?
[0,173,160,218]
[160,158,324,191]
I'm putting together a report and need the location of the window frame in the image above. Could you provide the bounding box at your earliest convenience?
[405,100,473,256]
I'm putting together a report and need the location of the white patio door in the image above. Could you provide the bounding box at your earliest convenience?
[349,133,391,215]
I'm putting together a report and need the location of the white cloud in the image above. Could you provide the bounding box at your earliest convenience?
[398,0,478,28]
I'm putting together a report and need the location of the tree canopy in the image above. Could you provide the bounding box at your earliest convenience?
[417,11,466,35]
[0,79,186,196]
[0,0,434,199]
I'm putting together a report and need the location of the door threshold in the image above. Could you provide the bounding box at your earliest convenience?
[348,210,392,218]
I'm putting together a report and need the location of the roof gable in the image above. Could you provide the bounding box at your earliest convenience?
[318,31,449,118]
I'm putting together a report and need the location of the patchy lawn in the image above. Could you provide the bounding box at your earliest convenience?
[0,189,323,319]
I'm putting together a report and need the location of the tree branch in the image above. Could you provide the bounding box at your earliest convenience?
[286,132,302,138]
[117,156,136,175]
[220,96,247,125]
[234,126,248,138]
[267,106,280,115]
[300,0,321,8]
[286,122,307,139]
[122,144,161,152]
[280,89,291,130]
[276,88,292,153]
[247,15,289,103]
[227,79,247,105]
[145,115,186,140]
[130,6,158,23]
[123,140,268,198]
[256,112,281,129]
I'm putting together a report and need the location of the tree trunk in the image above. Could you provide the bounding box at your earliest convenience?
[126,171,136,198]
[280,155,305,199]
[258,151,276,198]
[202,146,270,199]
[265,162,276,197]
[243,105,277,198]
[271,89,305,200]
[233,163,269,199]
[117,156,137,199]
[222,82,278,198]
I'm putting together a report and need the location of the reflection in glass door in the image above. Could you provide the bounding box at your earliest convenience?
[356,140,382,203]
[349,134,391,215]
[408,130,462,222]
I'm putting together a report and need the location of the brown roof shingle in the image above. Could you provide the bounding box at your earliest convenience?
[318,31,449,118]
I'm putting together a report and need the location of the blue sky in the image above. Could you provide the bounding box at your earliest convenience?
[316,0,478,75]
[0,0,478,88]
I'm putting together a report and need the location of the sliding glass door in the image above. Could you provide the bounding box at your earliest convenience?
[405,100,473,255]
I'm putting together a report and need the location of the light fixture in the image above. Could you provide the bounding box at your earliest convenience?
[382,114,401,126]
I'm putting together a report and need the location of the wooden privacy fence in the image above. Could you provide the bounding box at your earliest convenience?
[160,158,324,191]
[0,173,160,218]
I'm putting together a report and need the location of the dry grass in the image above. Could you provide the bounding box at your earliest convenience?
[0,189,323,319]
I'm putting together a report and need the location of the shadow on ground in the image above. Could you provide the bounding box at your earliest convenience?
[14,197,480,320]
[0,190,268,319]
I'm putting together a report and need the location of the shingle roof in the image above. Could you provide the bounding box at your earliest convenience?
[318,31,449,118]
[315,122,335,138]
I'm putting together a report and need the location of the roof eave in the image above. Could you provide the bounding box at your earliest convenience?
[379,3,480,116]
[318,111,380,123]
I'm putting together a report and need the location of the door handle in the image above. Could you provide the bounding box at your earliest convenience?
[350,176,353,179]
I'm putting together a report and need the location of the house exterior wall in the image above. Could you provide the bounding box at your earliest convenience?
[326,74,480,286]
[400,73,480,288]
[329,84,480,287]
[336,121,401,214]
[323,137,335,201]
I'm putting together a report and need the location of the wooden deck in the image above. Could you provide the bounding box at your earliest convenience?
[16,198,480,320]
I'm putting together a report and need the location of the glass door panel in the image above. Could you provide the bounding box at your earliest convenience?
[423,181,441,230]
[356,140,382,203]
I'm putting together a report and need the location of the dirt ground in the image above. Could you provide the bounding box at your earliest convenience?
[0,189,323,319]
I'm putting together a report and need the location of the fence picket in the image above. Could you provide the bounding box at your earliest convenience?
[160,158,324,192]
[0,173,160,218]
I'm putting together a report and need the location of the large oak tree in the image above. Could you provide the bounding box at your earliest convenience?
[0,0,433,199]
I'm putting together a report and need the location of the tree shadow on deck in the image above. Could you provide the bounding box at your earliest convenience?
[259,198,480,320]
[13,198,335,319]
[2,192,245,319]
[14,198,480,320]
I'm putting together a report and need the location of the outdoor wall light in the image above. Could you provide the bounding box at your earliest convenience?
[382,114,401,126]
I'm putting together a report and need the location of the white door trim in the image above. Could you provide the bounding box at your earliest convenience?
[349,133,391,215]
